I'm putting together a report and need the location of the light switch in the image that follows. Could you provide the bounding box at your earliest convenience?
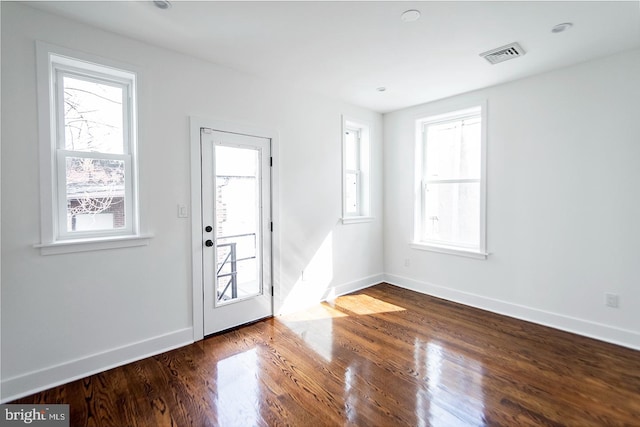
[178,204,188,218]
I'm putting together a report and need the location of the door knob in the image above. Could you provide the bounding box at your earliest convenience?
[205,240,214,247]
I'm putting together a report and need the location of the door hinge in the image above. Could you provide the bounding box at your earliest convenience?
[270,222,273,232]
[270,157,273,167]
[271,286,274,296]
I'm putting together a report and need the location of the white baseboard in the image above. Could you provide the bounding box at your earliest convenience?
[384,273,640,351]
[1,327,193,403]
[323,273,385,301]
[275,273,385,316]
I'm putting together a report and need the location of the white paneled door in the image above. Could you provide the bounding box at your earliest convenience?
[201,128,272,335]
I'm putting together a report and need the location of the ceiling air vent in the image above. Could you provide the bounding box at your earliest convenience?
[480,42,525,65]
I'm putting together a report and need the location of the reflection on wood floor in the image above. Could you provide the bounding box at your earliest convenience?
[14,283,640,426]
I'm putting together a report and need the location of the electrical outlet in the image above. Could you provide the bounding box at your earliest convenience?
[605,293,619,308]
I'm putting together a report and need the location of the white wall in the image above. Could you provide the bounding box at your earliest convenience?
[384,48,640,350]
[4,0,639,404]
[0,2,383,401]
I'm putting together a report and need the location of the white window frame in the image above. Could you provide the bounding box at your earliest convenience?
[411,102,488,259]
[35,42,150,255]
[341,116,372,224]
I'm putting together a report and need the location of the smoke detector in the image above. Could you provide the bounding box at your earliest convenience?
[153,0,171,10]
[479,42,526,65]
[552,22,573,33]
[401,10,421,23]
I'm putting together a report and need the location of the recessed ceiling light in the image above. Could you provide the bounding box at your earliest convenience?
[401,10,421,23]
[551,22,573,33]
[376,87,387,92]
[153,0,172,10]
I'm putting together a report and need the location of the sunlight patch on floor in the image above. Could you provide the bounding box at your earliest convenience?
[330,293,406,316]
[281,303,348,322]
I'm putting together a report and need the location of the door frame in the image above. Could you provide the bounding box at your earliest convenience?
[190,117,280,341]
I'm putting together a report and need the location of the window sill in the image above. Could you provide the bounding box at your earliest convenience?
[410,242,488,260]
[341,216,374,225]
[35,234,153,255]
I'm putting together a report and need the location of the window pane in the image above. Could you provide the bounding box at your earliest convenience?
[215,145,261,303]
[63,76,124,154]
[345,172,358,214]
[345,130,358,170]
[65,157,126,232]
[460,118,481,179]
[426,117,480,180]
[424,182,480,247]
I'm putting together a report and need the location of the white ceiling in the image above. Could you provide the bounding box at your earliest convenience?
[27,1,640,113]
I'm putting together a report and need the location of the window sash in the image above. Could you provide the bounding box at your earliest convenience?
[344,126,362,217]
[54,68,132,155]
[424,178,480,185]
[56,150,133,240]
[344,128,360,171]
[417,107,484,252]
[422,116,480,182]
[420,181,480,247]
[345,169,361,216]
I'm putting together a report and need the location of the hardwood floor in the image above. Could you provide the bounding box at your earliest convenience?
[13,283,640,426]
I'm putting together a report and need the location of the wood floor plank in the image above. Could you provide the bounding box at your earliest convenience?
[12,283,640,426]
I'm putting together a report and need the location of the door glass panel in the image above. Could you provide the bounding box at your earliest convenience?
[214,145,261,305]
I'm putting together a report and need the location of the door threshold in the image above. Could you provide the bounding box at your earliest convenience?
[204,315,274,339]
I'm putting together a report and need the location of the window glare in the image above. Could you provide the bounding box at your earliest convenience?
[425,118,480,181]
[215,145,258,177]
